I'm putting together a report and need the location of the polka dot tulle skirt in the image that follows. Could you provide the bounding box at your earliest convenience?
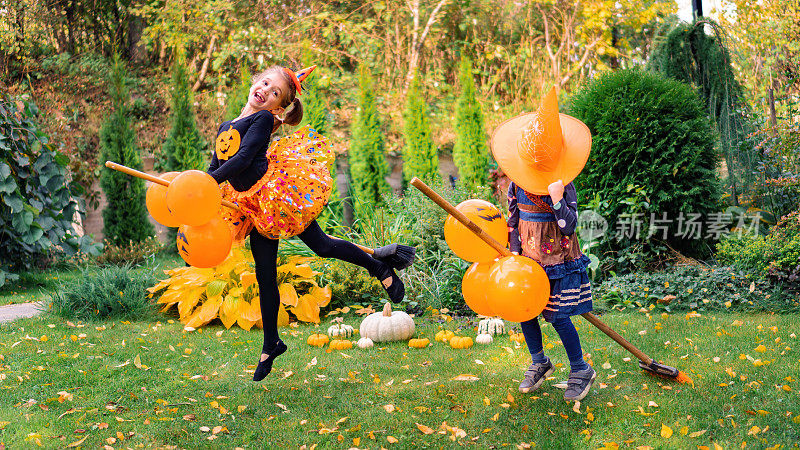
[220,126,334,240]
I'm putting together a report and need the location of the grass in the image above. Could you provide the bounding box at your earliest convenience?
[0,253,184,306]
[1,310,798,448]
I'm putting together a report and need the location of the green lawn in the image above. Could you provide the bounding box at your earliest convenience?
[1,311,798,449]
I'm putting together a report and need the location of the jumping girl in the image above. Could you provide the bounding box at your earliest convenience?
[207,65,407,381]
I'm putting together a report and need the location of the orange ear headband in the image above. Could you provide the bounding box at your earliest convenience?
[283,65,316,95]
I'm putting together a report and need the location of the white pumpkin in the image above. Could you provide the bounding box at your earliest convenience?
[359,303,415,342]
[475,333,494,345]
[477,317,505,336]
[327,323,355,338]
[357,337,374,349]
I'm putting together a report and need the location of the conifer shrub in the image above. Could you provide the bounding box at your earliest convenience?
[99,55,155,246]
[50,265,158,321]
[160,47,207,172]
[568,69,721,268]
[453,56,490,191]
[349,66,390,211]
[402,73,439,185]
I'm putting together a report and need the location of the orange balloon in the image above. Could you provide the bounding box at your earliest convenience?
[176,215,233,268]
[146,172,181,227]
[166,170,222,226]
[488,256,550,323]
[462,262,496,317]
[444,199,508,262]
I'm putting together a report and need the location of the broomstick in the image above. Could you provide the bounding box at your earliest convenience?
[409,177,692,384]
[104,161,416,270]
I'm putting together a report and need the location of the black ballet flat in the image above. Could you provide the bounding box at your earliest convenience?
[253,340,287,382]
[376,264,405,303]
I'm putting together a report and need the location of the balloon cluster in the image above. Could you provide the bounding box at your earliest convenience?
[444,199,550,323]
[145,170,232,268]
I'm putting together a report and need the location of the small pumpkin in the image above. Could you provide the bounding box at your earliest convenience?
[435,330,455,342]
[477,317,505,336]
[356,337,374,349]
[510,332,526,344]
[449,336,474,349]
[359,303,415,342]
[329,339,353,350]
[327,323,355,338]
[307,333,330,347]
[475,333,493,345]
[408,338,430,349]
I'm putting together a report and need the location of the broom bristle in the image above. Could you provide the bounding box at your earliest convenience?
[675,371,694,386]
[373,244,416,270]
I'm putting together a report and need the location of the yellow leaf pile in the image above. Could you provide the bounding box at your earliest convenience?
[148,245,331,329]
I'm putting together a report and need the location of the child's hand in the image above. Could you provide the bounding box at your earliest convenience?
[548,179,564,204]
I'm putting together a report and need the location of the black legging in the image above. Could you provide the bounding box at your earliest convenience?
[250,220,385,352]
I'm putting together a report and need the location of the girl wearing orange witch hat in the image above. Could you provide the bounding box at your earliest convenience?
[491,86,596,401]
[207,65,408,381]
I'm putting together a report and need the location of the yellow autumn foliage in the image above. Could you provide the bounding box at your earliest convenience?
[148,245,331,329]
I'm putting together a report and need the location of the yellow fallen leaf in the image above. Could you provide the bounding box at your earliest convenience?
[689,430,707,438]
[755,345,767,353]
[483,397,490,406]
[731,320,744,326]
[383,404,395,413]
[452,374,480,381]
[747,426,761,435]
[679,426,688,435]
[387,436,398,443]
[416,423,434,435]
[238,405,247,413]
[66,436,88,448]
[134,354,142,369]
[660,424,673,438]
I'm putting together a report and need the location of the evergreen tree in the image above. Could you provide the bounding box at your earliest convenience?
[225,63,252,121]
[161,46,207,172]
[349,66,390,209]
[301,68,328,135]
[402,73,439,185]
[453,56,490,191]
[99,54,154,246]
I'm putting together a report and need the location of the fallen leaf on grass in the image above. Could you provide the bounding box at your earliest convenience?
[383,404,395,413]
[660,424,673,438]
[451,374,480,381]
[66,436,88,448]
[416,423,435,434]
[387,436,398,443]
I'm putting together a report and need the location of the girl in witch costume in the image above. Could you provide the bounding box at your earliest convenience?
[491,87,596,401]
[208,65,409,381]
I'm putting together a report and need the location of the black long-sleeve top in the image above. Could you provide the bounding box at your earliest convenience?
[207,109,274,192]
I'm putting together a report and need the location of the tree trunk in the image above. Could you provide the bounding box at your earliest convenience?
[192,35,217,92]
[127,14,146,63]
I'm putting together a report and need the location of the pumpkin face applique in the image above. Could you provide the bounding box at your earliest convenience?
[215,126,241,160]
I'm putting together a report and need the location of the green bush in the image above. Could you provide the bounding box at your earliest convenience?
[95,236,164,267]
[159,47,207,172]
[596,265,795,313]
[99,55,155,246]
[402,73,439,186]
[50,265,159,321]
[349,65,391,212]
[225,63,252,121]
[453,56,490,191]
[717,211,800,288]
[569,69,722,271]
[0,95,101,287]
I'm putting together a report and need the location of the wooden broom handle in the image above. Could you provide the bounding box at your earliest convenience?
[409,177,653,364]
[104,161,376,255]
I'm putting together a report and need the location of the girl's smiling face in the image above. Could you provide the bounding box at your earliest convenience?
[247,71,291,114]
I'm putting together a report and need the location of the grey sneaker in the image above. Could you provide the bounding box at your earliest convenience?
[564,366,597,401]
[518,357,555,393]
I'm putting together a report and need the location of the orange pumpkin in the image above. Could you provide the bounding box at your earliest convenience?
[307,333,329,347]
[408,338,430,349]
[443,199,507,262]
[449,336,474,349]
[329,339,352,350]
[435,330,455,342]
[215,125,241,160]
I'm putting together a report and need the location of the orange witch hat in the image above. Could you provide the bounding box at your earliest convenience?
[490,86,592,195]
[283,65,317,95]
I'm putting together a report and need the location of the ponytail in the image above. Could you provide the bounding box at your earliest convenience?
[283,98,303,126]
